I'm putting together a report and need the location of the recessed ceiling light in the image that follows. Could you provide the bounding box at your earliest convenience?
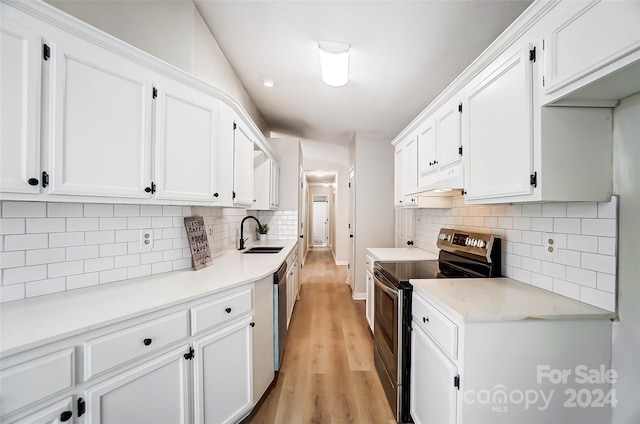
[318,40,349,87]
[262,78,275,88]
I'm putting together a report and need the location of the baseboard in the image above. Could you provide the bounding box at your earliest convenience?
[352,292,366,301]
[334,260,348,266]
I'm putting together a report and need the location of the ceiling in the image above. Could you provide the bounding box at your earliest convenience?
[306,171,337,185]
[195,0,532,145]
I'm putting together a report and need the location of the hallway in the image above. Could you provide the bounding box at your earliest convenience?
[244,247,395,424]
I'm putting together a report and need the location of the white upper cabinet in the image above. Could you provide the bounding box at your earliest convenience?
[436,99,462,171]
[154,78,220,202]
[464,44,534,202]
[543,0,640,99]
[394,145,404,207]
[232,121,255,207]
[46,33,153,198]
[252,151,278,210]
[270,159,279,209]
[0,10,42,194]
[403,133,419,195]
[417,119,437,180]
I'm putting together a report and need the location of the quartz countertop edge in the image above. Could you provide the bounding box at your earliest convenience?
[411,277,616,322]
[366,247,439,262]
[0,240,297,358]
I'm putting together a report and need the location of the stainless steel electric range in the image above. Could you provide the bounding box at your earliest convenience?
[373,228,502,423]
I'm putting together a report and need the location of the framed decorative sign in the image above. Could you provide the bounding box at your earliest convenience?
[184,216,212,270]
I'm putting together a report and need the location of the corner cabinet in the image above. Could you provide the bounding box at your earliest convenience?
[154,78,220,202]
[0,9,42,195]
[463,44,535,202]
[46,30,153,198]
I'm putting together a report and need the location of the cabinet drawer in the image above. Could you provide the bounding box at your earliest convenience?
[191,288,253,335]
[84,311,188,380]
[0,348,74,415]
[412,294,458,359]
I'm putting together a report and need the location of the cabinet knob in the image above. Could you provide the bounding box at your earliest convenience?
[143,338,153,346]
[213,192,219,197]
[407,240,414,246]
[250,322,255,327]
[225,307,232,314]
[423,316,429,324]
[28,178,39,186]
[299,235,304,239]
[60,411,73,422]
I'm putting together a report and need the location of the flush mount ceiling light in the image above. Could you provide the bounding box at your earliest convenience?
[318,40,349,87]
[262,78,275,88]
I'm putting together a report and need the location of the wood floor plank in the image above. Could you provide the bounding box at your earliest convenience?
[243,247,394,424]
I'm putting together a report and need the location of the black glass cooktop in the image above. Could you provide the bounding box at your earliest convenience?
[375,260,443,282]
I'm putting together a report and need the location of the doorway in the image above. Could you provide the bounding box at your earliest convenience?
[311,195,329,246]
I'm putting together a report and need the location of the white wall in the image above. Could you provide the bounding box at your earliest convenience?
[301,140,350,264]
[611,93,640,424]
[46,0,268,134]
[352,135,395,297]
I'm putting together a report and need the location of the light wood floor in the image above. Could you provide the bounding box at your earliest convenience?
[243,247,395,424]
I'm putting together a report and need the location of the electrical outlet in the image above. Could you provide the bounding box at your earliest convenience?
[140,229,153,252]
[544,233,558,258]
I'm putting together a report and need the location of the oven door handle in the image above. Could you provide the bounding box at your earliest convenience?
[374,276,397,297]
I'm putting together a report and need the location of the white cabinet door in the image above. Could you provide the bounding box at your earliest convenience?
[84,346,190,424]
[0,14,41,194]
[411,324,458,424]
[11,397,74,424]
[252,276,274,404]
[436,99,462,170]
[394,145,404,207]
[544,0,640,95]
[464,45,534,201]
[417,119,437,178]
[232,122,254,206]
[286,261,297,328]
[193,318,253,424]
[154,79,220,202]
[270,159,279,208]
[365,270,374,333]
[403,133,419,194]
[47,34,153,198]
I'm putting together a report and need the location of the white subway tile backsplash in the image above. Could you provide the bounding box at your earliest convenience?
[128,264,151,279]
[567,235,598,253]
[556,249,581,267]
[26,277,66,297]
[3,265,47,284]
[85,257,114,273]
[140,251,162,264]
[100,268,128,284]
[522,257,542,273]
[498,217,513,229]
[48,260,83,278]
[566,266,597,288]
[553,279,581,300]
[140,205,163,216]
[26,218,66,233]
[128,217,152,229]
[581,252,616,274]
[580,287,615,311]
[114,204,140,217]
[1,251,25,269]
[172,238,189,249]
[541,261,565,280]
[512,243,531,257]
[26,248,65,266]
[553,218,581,234]
[530,273,552,290]
[3,201,46,218]
[67,272,100,290]
[152,262,173,275]
[47,203,82,217]
[522,204,541,217]
[172,258,191,270]
[0,283,25,302]
[49,232,84,248]
[542,203,566,218]
[598,237,616,256]
[522,231,542,246]
[99,217,127,230]
[582,219,616,237]
[84,204,114,217]
[115,230,140,243]
[512,217,531,230]
[99,243,128,257]
[67,245,99,261]
[0,219,26,235]
[566,202,598,218]
[598,199,617,219]
[115,254,140,268]
[151,217,173,228]
[512,268,531,284]
[5,234,48,251]
[531,218,553,232]
[67,218,99,232]
[597,273,616,293]
[162,206,182,216]
[163,249,183,261]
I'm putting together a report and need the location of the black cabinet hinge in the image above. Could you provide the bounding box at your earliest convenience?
[348,182,351,188]
[232,191,236,199]
[145,182,156,194]
[529,47,536,62]
[233,121,237,131]
[454,375,460,390]
[458,103,462,113]
[458,146,463,156]
[41,171,49,188]
[152,87,158,99]
[347,264,350,269]
[43,44,50,61]
[184,347,195,360]
[530,172,538,188]
[77,398,86,417]
[250,322,255,328]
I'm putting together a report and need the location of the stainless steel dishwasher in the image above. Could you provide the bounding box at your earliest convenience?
[273,261,288,371]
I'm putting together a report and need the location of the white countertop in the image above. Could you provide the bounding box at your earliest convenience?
[0,240,297,357]
[366,248,438,262]
[412,277,615,322]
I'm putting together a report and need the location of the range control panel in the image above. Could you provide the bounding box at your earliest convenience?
[437,228,499,261]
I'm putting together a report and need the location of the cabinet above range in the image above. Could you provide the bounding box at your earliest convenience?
[0,0,276,208]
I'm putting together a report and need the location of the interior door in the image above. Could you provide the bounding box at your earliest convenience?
[347,167,356,291]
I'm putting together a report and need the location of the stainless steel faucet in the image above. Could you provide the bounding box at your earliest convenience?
[238,215,264,250]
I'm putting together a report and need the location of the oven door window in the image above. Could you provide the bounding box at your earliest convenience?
[374,277,398,381]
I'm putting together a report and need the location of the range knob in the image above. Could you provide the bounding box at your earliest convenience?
[465,238,472,246]
[478,240,486,248]
[473,239,478,247]
[439,233,447,240]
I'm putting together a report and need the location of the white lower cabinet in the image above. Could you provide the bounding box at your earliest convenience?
[193,317,253,424]
[365,269,374,333]
[84,346,190,424]
[11,397,75,424]
[286,257,299,328]
[252,276,274,403]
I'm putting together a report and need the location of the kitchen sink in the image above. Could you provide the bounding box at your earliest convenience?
[242,246,284,254]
